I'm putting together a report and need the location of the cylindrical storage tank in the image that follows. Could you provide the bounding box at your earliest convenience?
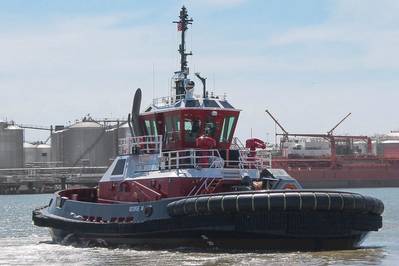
[116,122,132,156]
[36,143,51,163]
[24,142,37,165]
[62,121,109,167]
[0,122,24,168]
[24,142,51,165]
[381,140,399,159]
[50,128,65,165]
[104,122,132,160]
[105,128,117,161]
[118,122,132,139]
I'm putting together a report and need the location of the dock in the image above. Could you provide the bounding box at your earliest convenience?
[0,166,107,194]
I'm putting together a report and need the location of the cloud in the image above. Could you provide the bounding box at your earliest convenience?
[264,0,399,73]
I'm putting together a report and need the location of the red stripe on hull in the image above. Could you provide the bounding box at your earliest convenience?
[98,177,237,202]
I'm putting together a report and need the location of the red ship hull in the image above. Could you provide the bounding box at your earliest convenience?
[273,157,399,188]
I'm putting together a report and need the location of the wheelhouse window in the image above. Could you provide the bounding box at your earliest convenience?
[205,118,216,138]
[203,99,220,108]
[219,100,234,109]
[165,115,180,142]
[184,118,201,142]
[185,100,200,107]
[144,119,158,136]
[112,159,126,176]
[219,116,236,143]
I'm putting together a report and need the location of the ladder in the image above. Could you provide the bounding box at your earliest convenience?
[186,177,223,197]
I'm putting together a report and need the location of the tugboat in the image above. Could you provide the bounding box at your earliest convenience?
[33,6,384,250]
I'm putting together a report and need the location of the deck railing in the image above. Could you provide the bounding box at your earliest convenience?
[161,149,224,170]
[119,135,163,155]
[152,94,228,108]
[118,135,271,172]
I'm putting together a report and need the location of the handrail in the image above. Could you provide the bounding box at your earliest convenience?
[152,94,228,108]
[119,135,163,155]
[231,137,246,150]
[161,149,224,170]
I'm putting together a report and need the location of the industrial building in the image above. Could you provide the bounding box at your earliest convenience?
[3,116,399,167]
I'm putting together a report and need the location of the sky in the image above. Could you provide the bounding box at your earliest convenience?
[0,0,398,143]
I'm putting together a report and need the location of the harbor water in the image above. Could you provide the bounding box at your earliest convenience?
[1,188,398,266]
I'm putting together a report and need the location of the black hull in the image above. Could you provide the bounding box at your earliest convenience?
[50,228,367,251]
[34,207,380,251]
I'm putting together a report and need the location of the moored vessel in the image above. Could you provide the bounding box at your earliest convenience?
[33,6,384,251]
[264,110,399,188]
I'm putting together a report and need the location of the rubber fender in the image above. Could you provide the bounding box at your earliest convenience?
[353,194,366,212]
[363,195,374,213]
[341,193,355,211]
[315,192,330,210]
[173,198,187,216]
[299,192,316,210]
[365,195,380,215]
[371,196,384,215]
[269,193,285,210]
[195,197,209,214]
[237,194,253,212]
[253,193,269,211]
[377,198,384,214]
[329,193,344,211]
[166,191,385,217]
[222,195,238,213]
[285,192,301,211]
[166,201,177,216]
[183,197,197,215]
[208,196,224,213]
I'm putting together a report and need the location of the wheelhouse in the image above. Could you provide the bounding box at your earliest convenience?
[139,96,240,151]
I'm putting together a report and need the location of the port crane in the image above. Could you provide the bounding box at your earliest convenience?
[265,110,372,167]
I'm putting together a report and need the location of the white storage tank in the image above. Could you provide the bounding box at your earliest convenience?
[50,126,65,164]
[24,142,51,165]
[51,119,112,166]
[24,142,36,164]
[118,122,132,139]
[104,122,132,159]
[0,121,24,168]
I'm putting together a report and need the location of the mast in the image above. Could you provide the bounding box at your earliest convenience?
[173,6,193,98]
[174,6,193,76]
